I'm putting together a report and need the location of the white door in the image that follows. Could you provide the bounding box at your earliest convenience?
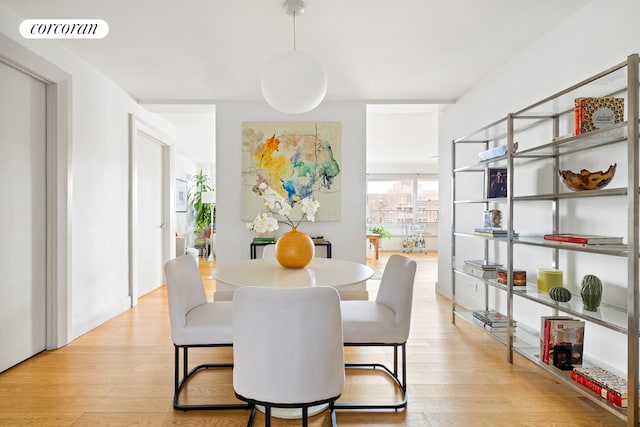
[134,133,165,298]
[0,61,47,372]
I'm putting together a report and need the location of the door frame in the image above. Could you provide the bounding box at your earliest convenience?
[0,34,72,349]
[129,115,173,306]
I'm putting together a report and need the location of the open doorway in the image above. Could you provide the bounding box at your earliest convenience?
[143,104,216,255]
[365,104,443,261]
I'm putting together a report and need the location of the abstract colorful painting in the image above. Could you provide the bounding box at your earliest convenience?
[242,121,342,221]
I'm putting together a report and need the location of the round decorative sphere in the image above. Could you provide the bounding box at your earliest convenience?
[549,286,572,303]
[261,50,328,114]
[275,227,315,268]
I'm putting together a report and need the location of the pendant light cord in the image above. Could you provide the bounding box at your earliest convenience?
[292,12,297,51]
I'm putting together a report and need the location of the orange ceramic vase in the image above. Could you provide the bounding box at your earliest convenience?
[275,226,315,268]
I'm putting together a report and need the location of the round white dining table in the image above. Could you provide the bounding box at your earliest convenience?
[212,257,374,289]
[212,257,374,419]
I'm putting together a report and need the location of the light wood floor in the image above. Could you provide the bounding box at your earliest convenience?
[0,252,625,426]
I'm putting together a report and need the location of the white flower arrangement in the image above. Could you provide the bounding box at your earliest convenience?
[246,183,320,233]
[246,212,279,234]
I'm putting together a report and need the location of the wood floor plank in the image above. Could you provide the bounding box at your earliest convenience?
[0,252,626,426]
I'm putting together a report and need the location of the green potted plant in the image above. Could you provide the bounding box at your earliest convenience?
[367,224,392,239]
[188,169,213,236]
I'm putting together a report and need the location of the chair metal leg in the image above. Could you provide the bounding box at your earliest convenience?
[334,342,408,411]
[329,402,338,427]
[235,396,341,426]
[247,405,256,427]
[173,344,252,411]
[393,345,398,377]
[265,405,271,427]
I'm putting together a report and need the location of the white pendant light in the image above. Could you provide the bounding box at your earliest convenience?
[261,0,327,114]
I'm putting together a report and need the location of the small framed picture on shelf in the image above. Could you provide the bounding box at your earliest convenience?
[486,168,507,198]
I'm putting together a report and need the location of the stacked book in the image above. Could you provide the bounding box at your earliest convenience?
[477,142,518,162]
[474,227,508,238]
[571,366,628,408]
[540,316,585,370]
[472,309,516,333]
[462,259,503,279]
[543,233,624,248]
[474,227,518,238]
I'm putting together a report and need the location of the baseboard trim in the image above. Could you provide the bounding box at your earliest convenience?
[71,296,131,340]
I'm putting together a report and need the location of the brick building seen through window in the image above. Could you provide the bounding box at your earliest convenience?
[366,176,438,226]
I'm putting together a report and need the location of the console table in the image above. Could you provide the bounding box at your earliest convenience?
[366,234,380,260]
[250,240,332,259]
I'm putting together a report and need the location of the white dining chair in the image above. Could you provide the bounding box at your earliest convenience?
[261,244,276,259]
[233,286,344,426]
[164,255,250,411]
[336,254,417,411]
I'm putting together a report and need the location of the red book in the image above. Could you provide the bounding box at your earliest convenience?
[540,316,572,364]
[543,234,623,245]
[574,98,584,136]
[571,371,627,408]
[541,317,552,364]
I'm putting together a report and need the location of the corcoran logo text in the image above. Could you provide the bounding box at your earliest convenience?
[20,19,109,39]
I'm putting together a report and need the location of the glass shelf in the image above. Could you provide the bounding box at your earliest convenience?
[514,235,628,257]
[453,309,511,344]
[454,231,510,242]
[453,268,508,292]
[513,187,627,201]
[514,122,629,159]
[513,285,627,333]
[512,328,628,418]
[453,197,508,205]
[454,156,508,173]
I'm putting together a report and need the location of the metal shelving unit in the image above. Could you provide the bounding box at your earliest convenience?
[451,54,640,426]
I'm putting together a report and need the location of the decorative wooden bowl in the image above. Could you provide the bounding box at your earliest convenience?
[558,163,616,191]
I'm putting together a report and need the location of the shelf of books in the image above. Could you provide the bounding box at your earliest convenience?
[512,329,628,417]
[451,54,640,425]
[513,236,628,257]
[454,309,513,344]
[453,259,508,292]
[464,309,631,415]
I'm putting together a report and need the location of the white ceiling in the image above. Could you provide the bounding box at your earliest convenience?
[0,0,592,171]
[0,0,591,103]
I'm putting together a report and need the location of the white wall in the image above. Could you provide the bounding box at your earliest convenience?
[0,4,175,342]
[215,101,368,265]
[367,109,439,174]
[437,0,640,372]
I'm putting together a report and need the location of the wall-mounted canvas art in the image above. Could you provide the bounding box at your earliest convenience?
[242,121,342,221]
[175,179,188,212]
